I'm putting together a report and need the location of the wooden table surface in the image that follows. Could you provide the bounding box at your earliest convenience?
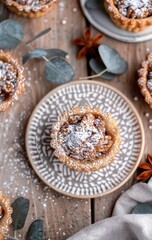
[0,1,152,239]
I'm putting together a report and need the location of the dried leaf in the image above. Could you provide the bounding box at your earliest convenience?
[92,34,104,44]
[73,28,104,59]
[44,58,75,84]
[136,170,152,181]
[77,47,88,59]
[72,38,85,46]
[84,28,91,42]
[98,44,127,74]
[23,48,68,64]
[11,197,29,230]
[26,28,51,45]
[85,0,99,10]
[26,219,43,240]
[89,58,115,80]
[138,162,152,170]
[0,19,24,49]
[132,203,152,214]
[147,154,152,165]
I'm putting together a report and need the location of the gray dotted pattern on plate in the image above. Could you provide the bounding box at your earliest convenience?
[26,82,142,197]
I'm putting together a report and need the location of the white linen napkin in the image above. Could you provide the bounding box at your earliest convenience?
[68,178,152,240]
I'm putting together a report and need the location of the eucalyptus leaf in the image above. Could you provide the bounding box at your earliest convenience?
[22,48,68,64]
[98,44,127,74]
[0,19,24,49]
[11,197,30,230]
[4,237,17,240]
[44,58,75,84]
[22,48,48,64]
[46,49,68,59]
[26,219,43,240]
[85,0,99,10]
[89,58,115,80]
[132,203,152,214]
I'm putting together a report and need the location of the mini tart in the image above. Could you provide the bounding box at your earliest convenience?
[138,52,152,109]
[104,0,152,32]
[0,191,12,240]
[0,50,25,112]
[2,0,57,18]
[51,105,121,173]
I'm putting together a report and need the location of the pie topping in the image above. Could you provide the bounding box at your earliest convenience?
[115,0,152,19]
[12,0,53,11]
[59,113,113,161]
[147,62,152,94]
[0,61,18,103]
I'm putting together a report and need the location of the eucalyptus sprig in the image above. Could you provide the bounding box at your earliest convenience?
[0,19,75,85]
[4,197,43,240]
[0,19,24,49]
[11,197,30,231]
[80,44,127,80]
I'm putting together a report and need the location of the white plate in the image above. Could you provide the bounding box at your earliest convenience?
[80,0,152,43]
[26,81,145,199]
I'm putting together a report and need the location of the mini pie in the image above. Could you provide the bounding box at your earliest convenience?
[2,0,58,18]
[0,50,25,112]
[104,0,152,32]
[0,191,12,240]
[51,105,121,173]
[138,52,152,108]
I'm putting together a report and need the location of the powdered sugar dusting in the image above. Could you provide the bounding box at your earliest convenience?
[11,0,55,11]
[59,113,113,161]
[116,0,152,18]
[0,61,18,102]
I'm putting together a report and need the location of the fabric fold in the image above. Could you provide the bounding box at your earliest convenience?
[68,178,152,240]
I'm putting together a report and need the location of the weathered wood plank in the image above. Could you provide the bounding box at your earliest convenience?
[93,36,152,221]
[0,1,91,239]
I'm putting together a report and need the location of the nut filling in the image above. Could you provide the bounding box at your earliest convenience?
[147,62,152,94]
[59,113,113,161]
[0,61,18,102]
[12,0,53,11]
[115,0,152,19]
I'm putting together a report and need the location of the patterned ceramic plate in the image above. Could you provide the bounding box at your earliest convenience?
[26,81,145,198]
[80,0,152,43]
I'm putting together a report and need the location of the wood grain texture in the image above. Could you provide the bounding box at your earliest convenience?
[0,0,152,239]
[0,1,90,240]
[92,34,152,222]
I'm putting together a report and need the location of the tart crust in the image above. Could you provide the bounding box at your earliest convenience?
[104,0,152,32]
[2,0,57,18]
[0,190,12,240]
[0,50,25,112]
[51,105,121,173]
[138,52,152,109]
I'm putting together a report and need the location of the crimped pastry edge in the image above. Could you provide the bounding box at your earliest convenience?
[2,0,57,18]
[104,0,152,32]
[0,50,25,112]
[0,190,12,238]
[51,105,121,173]
[138,52,152,109]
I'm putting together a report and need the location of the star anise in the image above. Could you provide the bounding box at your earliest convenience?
[72,28,104,59]
[136,154,152,181]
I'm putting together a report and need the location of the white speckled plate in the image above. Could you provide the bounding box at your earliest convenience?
[80,0,152,43]
[26,81,145,199]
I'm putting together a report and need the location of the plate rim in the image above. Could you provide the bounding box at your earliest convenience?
[25,80,145,199]
[80,0,152,43]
